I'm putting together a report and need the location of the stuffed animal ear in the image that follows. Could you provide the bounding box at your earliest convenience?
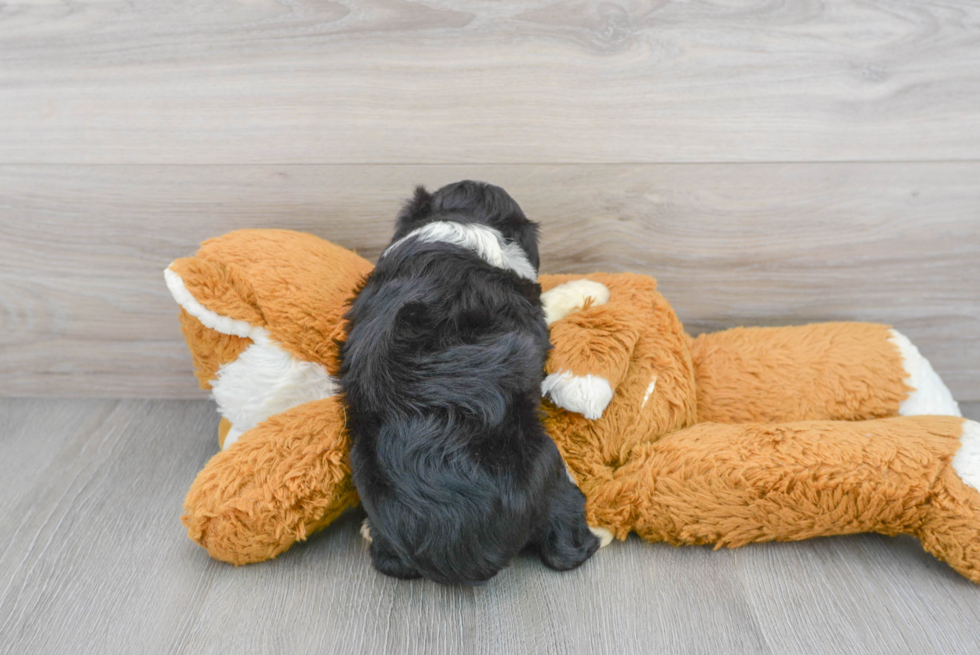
[165,256,266,338]
[167,229,375,391]
[165,256,267,390]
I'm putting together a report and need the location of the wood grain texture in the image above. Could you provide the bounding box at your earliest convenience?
[1,399,979,655]
[1,163,977,399]
[1,0,979,164]
[0,400,223,654]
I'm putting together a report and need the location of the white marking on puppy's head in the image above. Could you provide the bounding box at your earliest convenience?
[382,221,537,282]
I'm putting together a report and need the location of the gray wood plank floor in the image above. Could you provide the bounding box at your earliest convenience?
[2,399,980,655]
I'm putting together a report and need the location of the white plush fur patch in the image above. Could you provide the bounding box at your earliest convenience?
[888,329,961,417]
[953,420,980,493]
[223,425,245,450]
[541,279,611,325]
[641,376,658,409]
[382,221,537,282]
[590,527,614,549]
[541,371,614,420]
[165,266,339,450]
[210,331,339,449]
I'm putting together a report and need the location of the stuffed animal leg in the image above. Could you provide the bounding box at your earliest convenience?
[182,396,357,565]
[690,323,962,423]
[540,274,646,420]
[603,415,980,583]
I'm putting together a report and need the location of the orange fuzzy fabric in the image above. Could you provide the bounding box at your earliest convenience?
[614,416,980,583]
[168,229,979,583]
[690,323,911,423]
[178,309,251,390]
[182,397,358,566]
[543,286,642,391]
[170,229,373,374]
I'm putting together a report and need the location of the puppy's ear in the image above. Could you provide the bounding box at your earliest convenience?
[509,218,540,272]
[393,185,434,238]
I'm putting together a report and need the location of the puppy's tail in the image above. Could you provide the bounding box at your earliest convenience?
[405,331,546,424]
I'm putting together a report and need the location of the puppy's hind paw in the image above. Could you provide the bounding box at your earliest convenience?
[539,520,601,571]
[369,538,422,580]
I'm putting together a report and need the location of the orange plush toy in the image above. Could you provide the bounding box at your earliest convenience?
[166,229,980,583]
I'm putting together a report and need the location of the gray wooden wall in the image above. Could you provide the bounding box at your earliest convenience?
[1,1,978,400]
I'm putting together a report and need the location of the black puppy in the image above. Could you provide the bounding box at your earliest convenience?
[340,181,599,584]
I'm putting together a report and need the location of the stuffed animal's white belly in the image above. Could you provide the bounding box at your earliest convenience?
[210,329,339,449]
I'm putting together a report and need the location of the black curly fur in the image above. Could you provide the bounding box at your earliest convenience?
[339,181,599,584]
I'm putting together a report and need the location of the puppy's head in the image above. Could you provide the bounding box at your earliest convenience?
[394,181,540,270]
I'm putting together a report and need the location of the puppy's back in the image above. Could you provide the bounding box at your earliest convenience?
[342,237,552,584]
